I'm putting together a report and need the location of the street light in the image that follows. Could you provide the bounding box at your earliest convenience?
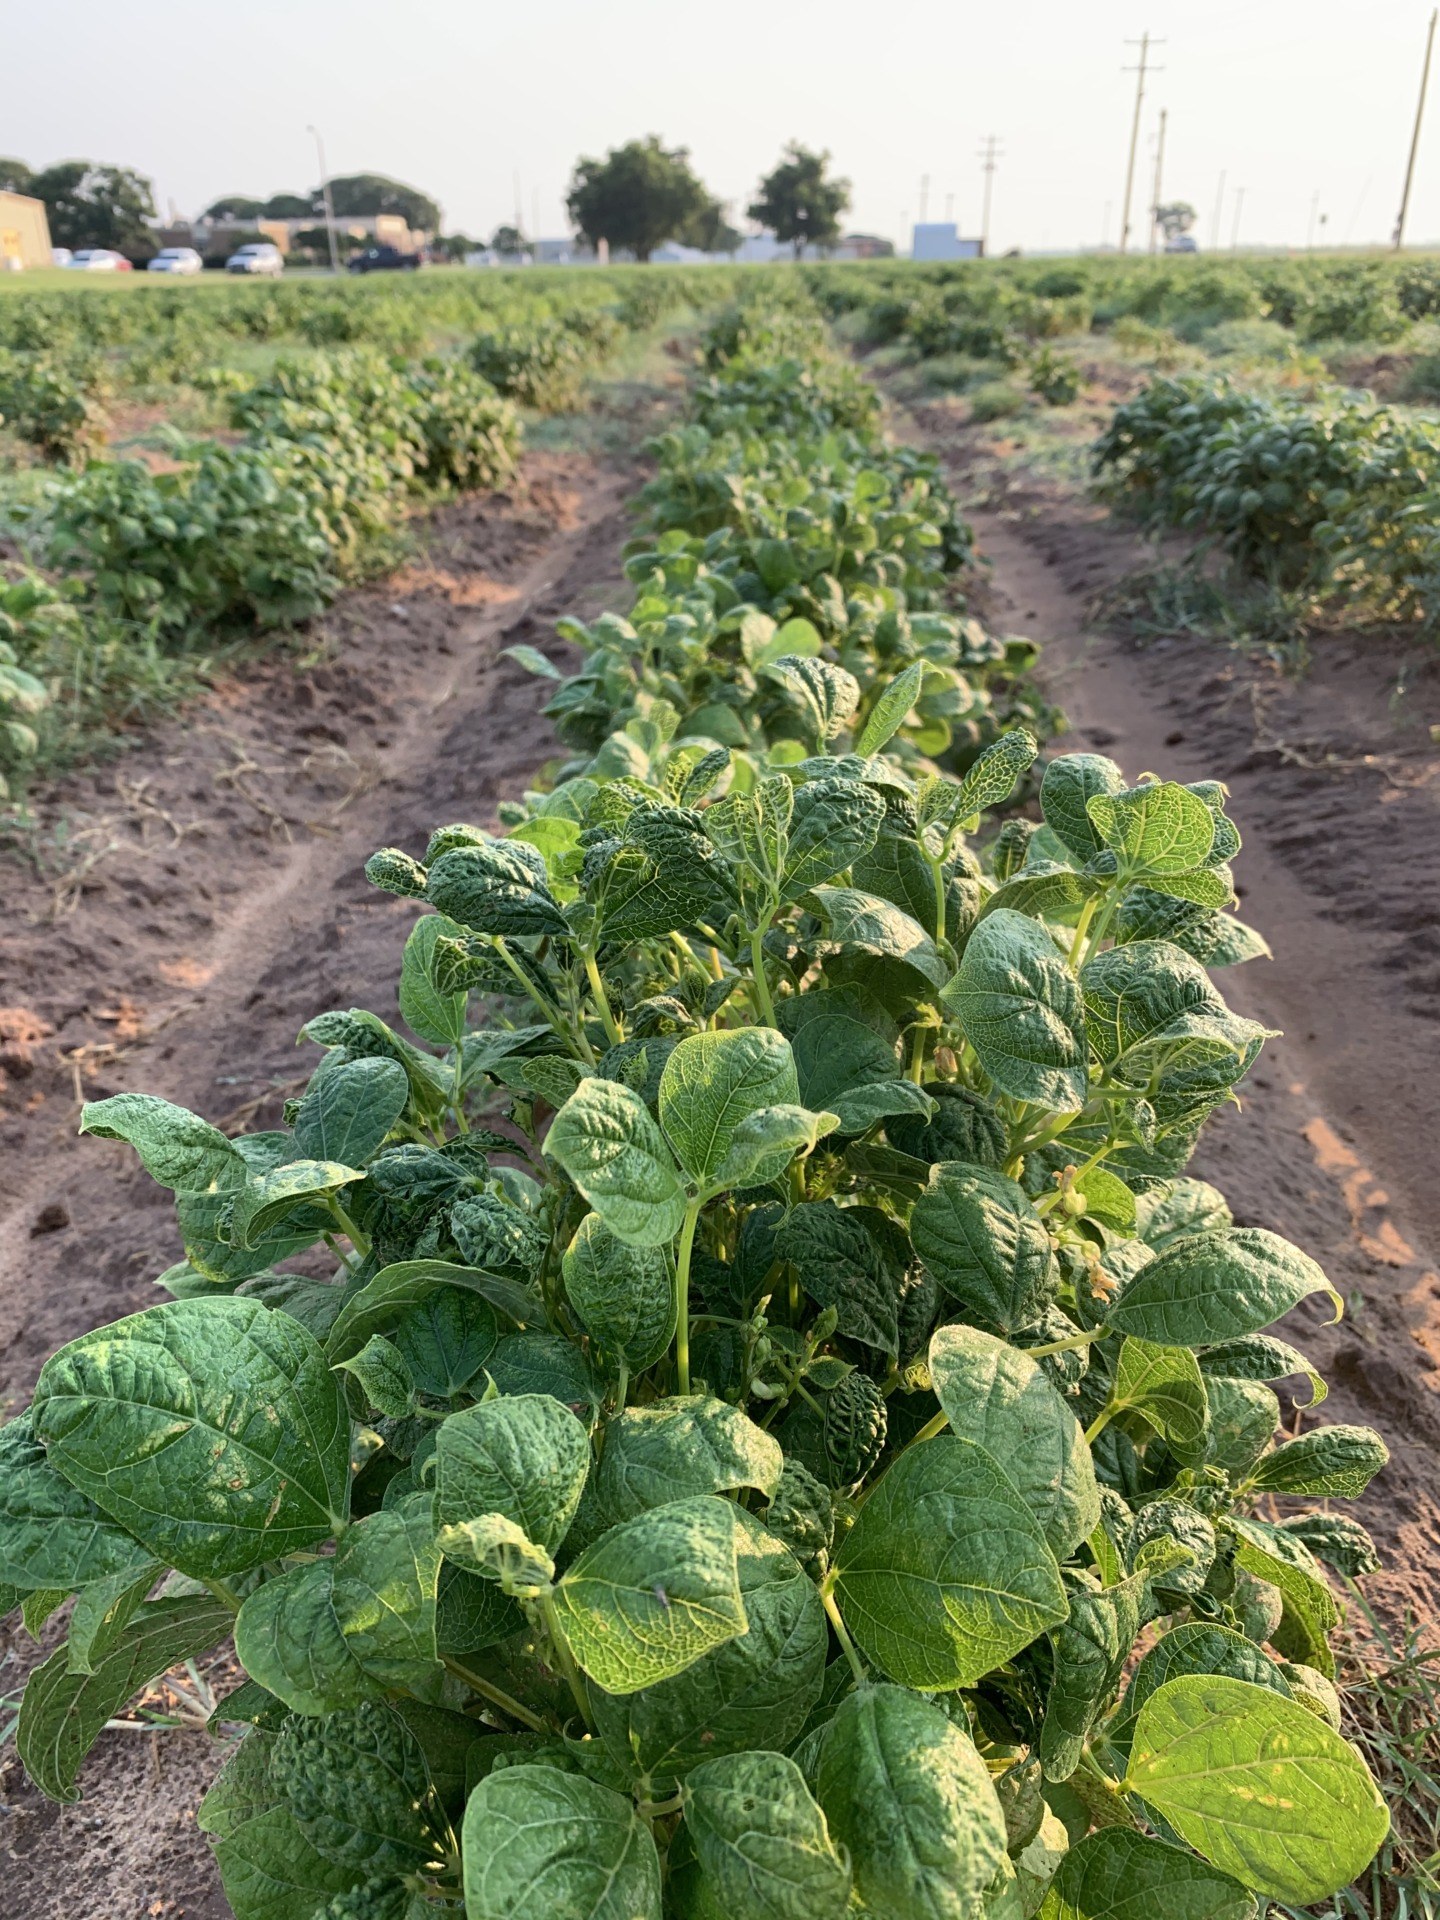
[307,124,341,274]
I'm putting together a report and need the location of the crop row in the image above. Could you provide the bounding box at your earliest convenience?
[0,288,1392,1917]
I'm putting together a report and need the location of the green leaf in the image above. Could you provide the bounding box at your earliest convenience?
[948,726,1039,825]
[33,1298,349,1578]
[659,1028,800,1190]
[810,887,953,994]
[486,1331,603,1423]
[1109,1338,1210,1450]
[235,1501,440,1715]
[0,1411,156,1591]
[1081,942,1270,1079]
[832,1436,1068,1689]
[591,1509,827,1790]
[1224,1516,1340,1673]
[817,1683,1007,1920]
[272,1700,450,1873]
[1039,1574,1147,1781]
[1112,1623,1294,1766]
[293,1057,409,1167]
[1040,754,1126,865]
[598,1398,782,1523]
[1124,1674,1388,1904]
[927,1325,1100,1556]
[944,909,1088,1110]
[763,655,860,746]
[230,1159,366,1248]
[434,1513,555,1592]
[778,1202,904,1358]
[434,1393,591,1553]
[857,659,927,755]
[597,805,740,943]
[337,1334,415,1418]
[1087,782,1217,878]
[1136,1178,1233,1250]
[425,839,569,938]
[910,1164,1056,1337]
[17,1593,231,1801]
[545,1078,687,1247]
[709,1103,838,1194]
[1246,1424,1388,1498]
[1104,1228,1341,1345]
[67,1563,164,1673]
[80,1092,248,1192]
[779,777,886,900]
[397,913,469,1046]
[391,1288,500,1399]
[212,1791,368,1920]
[684,1750,851,1920]
[326,1260,535,1365]
[562,1213,675,1371]
[462,1763,661,1920]
[1036,1828,1258,1919]
[1200,1333,1326,1408]
[553,1495,748,1695]
[781,1000,901,1112]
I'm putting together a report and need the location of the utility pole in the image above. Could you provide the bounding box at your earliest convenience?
[978,135,1002,255]
[1231,185,1246,251]
[307,124,340,274]
[1209,169,1226,250]
[1395,7,1438,249]
[919,174,930,224]
[1149,108,1168,253]
[1120,33,1164,252]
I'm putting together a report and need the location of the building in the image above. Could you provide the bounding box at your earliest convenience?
[911,223,983,262]
[0,191,54,271]
[172,211,428,259]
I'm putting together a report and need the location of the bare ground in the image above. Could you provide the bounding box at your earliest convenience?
[912,395,1440,1631]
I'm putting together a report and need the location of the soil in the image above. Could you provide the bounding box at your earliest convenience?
[0,430,655,1914]
[910,393,1440,1631]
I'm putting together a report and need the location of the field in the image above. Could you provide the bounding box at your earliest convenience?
[0,257,1437,1919]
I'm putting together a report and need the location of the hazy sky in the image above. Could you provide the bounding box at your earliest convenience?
[9,1,1440,254]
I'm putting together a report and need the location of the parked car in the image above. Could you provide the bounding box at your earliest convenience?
[66,249,127,271]
[1164,235,1199,254]
[50,248,73,268]
[147,246,204,275]
[347,245,422,273]
[225,242,284,276]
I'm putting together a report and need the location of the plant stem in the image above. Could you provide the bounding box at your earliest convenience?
[326,1197,372,1258]
[583,948,623,1048]
[613,1359,629,1418]
[927,853,948,947]
[821,1582,867,1685]
[748,924,777,1027]
[906,1024,927,1084]
[539,1590,595,1733]
[1023,1326,1111,1359]
[1085,1404,1115,1447]
[674,1198,702,1395]
[440,1655,550,1733]
[909,1408,950,1447]
[200,1576,242,1612]
[1067,894,1098,965]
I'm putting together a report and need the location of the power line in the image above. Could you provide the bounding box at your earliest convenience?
[1119,33,1165,253]
[1394,6,1438,250]
[978,135,1003,255]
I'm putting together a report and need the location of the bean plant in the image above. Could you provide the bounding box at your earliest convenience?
[0,297,1392,1920]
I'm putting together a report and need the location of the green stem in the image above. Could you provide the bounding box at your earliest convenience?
[201,1576,242,1612]
[495,937,592,1063]
[820,1582,867,1685]
[748,924,778,1028]
[1085,1404,1115,1447]
[613,1359,629,1418]
[326,1197,372,1258]
[910,1408,950,1447]
[1067,894,1098,965]
[440,1655,550,1732]
[583,949,623,1048]
[1024,1326,1111,1359]
[927,852,948,947]
[905,1024,927,1084]
[539,1590,595,1733]
[674,1198,702,1395]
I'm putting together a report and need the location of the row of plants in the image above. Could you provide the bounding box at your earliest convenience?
[1092,372,1440,631]
[0,294,1394,1918]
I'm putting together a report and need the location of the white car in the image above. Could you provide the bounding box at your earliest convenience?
[148,247,203,275]
[66,249,125,271]
[225,242,284,276]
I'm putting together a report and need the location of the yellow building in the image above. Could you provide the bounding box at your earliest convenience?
[0,191,54,271]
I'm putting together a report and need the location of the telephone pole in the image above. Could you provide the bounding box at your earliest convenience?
[1120,33,1164,252]
[1149,108,1168,252]
[1395,7,1438,249]
[978,136,1002,255]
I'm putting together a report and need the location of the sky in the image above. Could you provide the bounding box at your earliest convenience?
[8,1,1440,255]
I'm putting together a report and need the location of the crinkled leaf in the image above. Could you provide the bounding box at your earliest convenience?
[462,1764,661,1920]
[684,1749,851,1920]
[80,1092,248,1192]
[910,1163,1056,1337]
[598,1398,782,1523]
[1104,1229,1340,1346]
[425,839,568,938]
[1036,1828,1258,1919]
[561,1213,675,1370]
[658,1027,800,1189]
[434,1393,590,1553]
[0,1411,156,1592]
[945,909,1088,1110]
[545,1077,687,1247]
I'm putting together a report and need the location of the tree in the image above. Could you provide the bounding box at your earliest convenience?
[0,158,34,196]
[204,195,265,221]
[263,192,314,219]
[683,199,742,255]
[567,137,711,263]
[325,174,440,232]
[748,144,851,258]
[490,224,527,257]
[1156,201,1197,243]
[32,162,157,253]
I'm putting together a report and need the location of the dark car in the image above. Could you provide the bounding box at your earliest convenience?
[347,245,422,273]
